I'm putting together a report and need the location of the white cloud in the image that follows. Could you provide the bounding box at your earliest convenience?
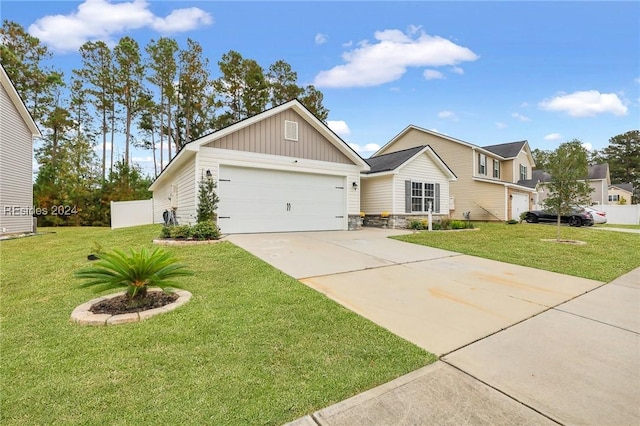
[539,90,628,117]
[314,28,478,88]
[132,156,155,163]
[450,66,464,75]
[635,77,640,84]
[543,133,562,141]
[582,142,593,151]
[315,33,328,45]
[511,112,531,122]
[348,143,380,155]
[520,102,529,108]
[495,122,507,129]
[342,40,353,48]
[28,0,212,52]
[438,110,457,120]
[423,69,444,80]
[326,120,350,137]
[94,142,112,152]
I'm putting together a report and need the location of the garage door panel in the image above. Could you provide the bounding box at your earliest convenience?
[217,166,346,234]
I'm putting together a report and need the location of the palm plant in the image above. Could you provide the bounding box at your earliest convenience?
[75,247,193,299]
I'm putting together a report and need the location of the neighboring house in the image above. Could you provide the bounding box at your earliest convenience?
[528,164,611,208]
[360,145,457,227]
[608,183,634,204]
[372,126,536,221]
[0,65,41,235]
[149,100,369,234]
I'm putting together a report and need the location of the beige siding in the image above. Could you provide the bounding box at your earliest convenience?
[502,160,514,182]
[152,159,196,225]
[608,187,633,204]
[204,110,351,164]
[0,83,33,234]
[347,171,361,214]
[382,129,511,220]
[394,154,451,214]
[361,175,393,214]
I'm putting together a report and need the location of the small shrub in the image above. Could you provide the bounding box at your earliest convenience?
[439,218,452,230]
[380,211,390,218]
[192,220,220,240]
[159,226,171,239]
[519,212,528,223]
[169,225,193,239]
[506,219,519,225]
[450,220,468,229]
[409,220,425,230]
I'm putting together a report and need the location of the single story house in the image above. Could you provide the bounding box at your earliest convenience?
[360,145,457,228]
[608,183,634,204]
[0,65,41,235]
[149,100,370,234]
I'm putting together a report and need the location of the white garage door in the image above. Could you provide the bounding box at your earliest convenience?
[217,166,346,234]
[511,193,529,220]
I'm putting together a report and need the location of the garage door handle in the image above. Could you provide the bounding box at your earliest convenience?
[219,216,230,219]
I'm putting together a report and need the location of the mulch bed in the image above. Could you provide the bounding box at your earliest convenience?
[90,292,179,315]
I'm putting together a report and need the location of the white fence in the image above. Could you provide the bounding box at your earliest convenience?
[110,199,154,229]
[591,204,640,225]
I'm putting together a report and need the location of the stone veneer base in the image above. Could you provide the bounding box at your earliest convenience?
[71,289,192,326]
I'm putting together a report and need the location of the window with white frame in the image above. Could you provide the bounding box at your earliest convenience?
[478,153,486,175]
[609,194,619,202]
[493,159,500,178]
[409,181,440,213]
[519,164,527,181]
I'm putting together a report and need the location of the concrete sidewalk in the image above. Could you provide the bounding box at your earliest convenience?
[287,267,640,425]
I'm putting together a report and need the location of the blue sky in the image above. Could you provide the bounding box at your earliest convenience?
[2,0,639,175]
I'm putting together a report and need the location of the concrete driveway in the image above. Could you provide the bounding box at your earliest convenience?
[227,228,603,356]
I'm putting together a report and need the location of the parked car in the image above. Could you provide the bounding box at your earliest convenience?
[583,206,607,224]
[524,208,594,227]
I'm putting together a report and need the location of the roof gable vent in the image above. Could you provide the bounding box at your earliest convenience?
[284,120,298,141]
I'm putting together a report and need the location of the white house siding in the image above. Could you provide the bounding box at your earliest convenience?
[361,175,393,214]
[152,158,196,225]
[394,154,451,214]
[0,83,33,234]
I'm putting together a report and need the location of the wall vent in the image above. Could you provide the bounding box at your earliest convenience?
[284,120,298,141]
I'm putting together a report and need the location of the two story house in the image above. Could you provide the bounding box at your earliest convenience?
[367,125,536,222]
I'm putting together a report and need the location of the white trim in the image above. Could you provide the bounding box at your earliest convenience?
[472,176,536,192]
[0,65,40,137]
[365,146,457,181]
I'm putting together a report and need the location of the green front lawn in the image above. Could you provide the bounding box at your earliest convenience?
[1,226,435,425]
[600,223,640,230]
[393,222,640,282]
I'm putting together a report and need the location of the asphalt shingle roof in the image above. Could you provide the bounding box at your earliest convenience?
[610,182,634,192]
[365,146,426,173]
[482,141,527,158]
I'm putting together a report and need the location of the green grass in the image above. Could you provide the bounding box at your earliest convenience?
[1,226,435,425]
[599,223,640,230]
[393,222,640,282]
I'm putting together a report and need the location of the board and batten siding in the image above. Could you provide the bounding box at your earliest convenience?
[204,110,352,165]
[394,154,450,213]
[361,175,393,214]
[0,83,34,234]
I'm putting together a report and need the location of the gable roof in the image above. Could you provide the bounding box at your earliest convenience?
[374,125,533,165]
[482,141,527,158]
[609,182,633,192]
[0,64,41,138]
[365,146,425,173]
[150,100,369,190]
[588,163,609,180]
[363,145,456,180]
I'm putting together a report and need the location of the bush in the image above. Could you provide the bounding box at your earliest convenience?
[192,220,220,240]
[169,225,193,239]
[519,212,528,223]
[439,218,452,230]
[159,226,171,239]
[409,220,425,230]
[506,219,519,225]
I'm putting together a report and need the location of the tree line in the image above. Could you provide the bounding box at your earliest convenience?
[1,20,329,226]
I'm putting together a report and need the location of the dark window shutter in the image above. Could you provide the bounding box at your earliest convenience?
[405,180,411,213]
[435,183,440,213]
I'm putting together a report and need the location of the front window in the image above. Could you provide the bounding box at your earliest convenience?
[609,194,619,202]
[478,154,486,175]
[519,164,527,181]
[411,182,436,212]
[493,160,500,178]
